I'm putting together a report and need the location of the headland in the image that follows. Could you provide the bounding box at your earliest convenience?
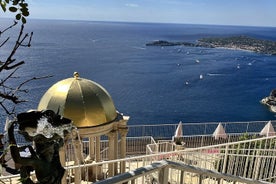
[146,35,276,55]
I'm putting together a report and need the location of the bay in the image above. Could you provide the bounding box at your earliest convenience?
[1,19,276,128]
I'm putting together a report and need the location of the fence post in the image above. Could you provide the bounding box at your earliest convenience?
[254,150,261,180]
[222,144,229,173]
[158,166,169,184]
[180,170,184,184]
[199,174,203,184]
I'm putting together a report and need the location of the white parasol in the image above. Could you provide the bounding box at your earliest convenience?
[260,121,275,137]
[213,123,227,140]
[174,121,183,138]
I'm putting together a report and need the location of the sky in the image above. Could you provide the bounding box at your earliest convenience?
[2,0,276,27]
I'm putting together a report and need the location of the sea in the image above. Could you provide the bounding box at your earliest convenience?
[1,18,276,130]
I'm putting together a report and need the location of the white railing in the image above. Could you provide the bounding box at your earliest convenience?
[3,120,274,145]
[146,141,175,155]
[60,135,276,183]
[1,121,276,183]
[1,135,276,183]
[177,135,276,182]
[93,160,271,184]
[127,120,275,138]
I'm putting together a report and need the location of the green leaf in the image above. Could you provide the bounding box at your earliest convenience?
[21,16,26,24]
[21,10,29,17]
[12,0,19,5]
[21,7,29,16]
[9,6,17,12]
[15,13,21,20]
[1,2,7,12]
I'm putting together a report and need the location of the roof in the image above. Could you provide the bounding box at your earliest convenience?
[37,72,117,127]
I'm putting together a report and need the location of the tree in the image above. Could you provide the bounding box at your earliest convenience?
[0,0,29,24]
[0,0,49,116]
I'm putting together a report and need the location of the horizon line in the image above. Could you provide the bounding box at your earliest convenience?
[1,17,276,29]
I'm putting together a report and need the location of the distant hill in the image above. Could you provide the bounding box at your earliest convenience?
[146,35,276,55]
[198,35,276,55]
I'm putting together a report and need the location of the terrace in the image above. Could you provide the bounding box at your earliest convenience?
[1,120,275,183]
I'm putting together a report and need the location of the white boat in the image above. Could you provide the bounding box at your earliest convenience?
[200,74,203,79]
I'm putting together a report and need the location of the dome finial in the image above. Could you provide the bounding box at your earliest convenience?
[73,72,79,79]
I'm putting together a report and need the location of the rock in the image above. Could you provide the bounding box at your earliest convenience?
[261,89,276,112]
[146,40,196,47]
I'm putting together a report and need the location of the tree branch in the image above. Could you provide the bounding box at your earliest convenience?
[0,21,17,36]
[17,75,53,91]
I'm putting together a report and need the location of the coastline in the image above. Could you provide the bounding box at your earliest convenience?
[146,35,276,55]
[210,45,255,53]
[260,97,276,113]
[198,35,276,55]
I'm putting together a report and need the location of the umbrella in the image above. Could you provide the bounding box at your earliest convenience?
[174,121,183,138]
[260,121,275,137]
[213,123,227,140]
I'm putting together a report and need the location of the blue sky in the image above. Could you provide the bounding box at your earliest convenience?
[2,0,276,27]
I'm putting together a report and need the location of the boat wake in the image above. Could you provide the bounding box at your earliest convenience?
[132,46,146,50]
[207,73,225,76]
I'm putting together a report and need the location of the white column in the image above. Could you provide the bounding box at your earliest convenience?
[93,136,102,180]
[95,136,101,162]
[73,136,82,183]
[114,130,118,175]
[107,131,116,177]
[89,136,95,160]
[119,128,128,174]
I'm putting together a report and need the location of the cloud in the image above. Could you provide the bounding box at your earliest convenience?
[125,3,139,8]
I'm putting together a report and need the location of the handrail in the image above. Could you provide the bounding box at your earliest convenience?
[93,160,271,184]
[2,135,276,182]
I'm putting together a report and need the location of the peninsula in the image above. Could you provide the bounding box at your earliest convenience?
[146,35,276,55]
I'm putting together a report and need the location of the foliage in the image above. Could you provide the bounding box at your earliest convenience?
[0,22,33,115]
[174,137,184,145]
[0,0,29,24]
[1,1,50,117]
[216,133,276,181]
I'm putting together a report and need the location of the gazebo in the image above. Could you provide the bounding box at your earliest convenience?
[37,72,129,182]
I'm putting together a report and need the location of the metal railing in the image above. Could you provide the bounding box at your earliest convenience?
[127,120,275,138]
[1,121,276,183]
[61,135,276,183]
[176,135,276,183]
[93,160,271,184]
[1,135,276,183]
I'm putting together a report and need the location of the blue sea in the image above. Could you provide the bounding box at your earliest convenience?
[1,19,276,127]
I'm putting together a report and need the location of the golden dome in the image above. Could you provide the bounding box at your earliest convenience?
[37,72,117,127]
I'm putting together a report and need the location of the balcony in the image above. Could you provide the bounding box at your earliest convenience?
[1,120,275,183]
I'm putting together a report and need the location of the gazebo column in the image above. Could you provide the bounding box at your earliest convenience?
[73,136,83,184]
[93,136,102,180]
[114,130,118,175]
[89,136,95,160]
[95,136,101,162]
[86,136,95,181]
[119,128,128,174]
[107,131,116,177]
